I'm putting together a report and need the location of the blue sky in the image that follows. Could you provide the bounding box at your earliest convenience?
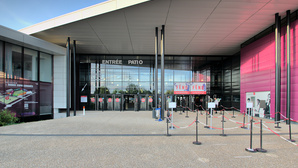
[0,0,107,30]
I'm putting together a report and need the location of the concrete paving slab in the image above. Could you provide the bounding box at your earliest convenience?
[0,110,297,167]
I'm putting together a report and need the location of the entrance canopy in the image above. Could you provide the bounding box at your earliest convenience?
[20,0,298,55]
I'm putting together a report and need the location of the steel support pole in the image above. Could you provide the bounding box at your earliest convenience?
[286,10,291,125]
[73,40,76,116]
[161,25,165,120]
[155,27,158,110]
[275,13,281,122]
[66,37,70,117]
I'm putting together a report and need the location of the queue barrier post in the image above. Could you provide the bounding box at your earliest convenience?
[193,109,202,145]
[245,119,256,152]
[255,120,267,153]
[220,111,227,136]
[232,108,236,118]
[186,109,189,118]
[166,116,171,136]
[241,113,248,129]
[204,110,209,128]
[288,117,296,142]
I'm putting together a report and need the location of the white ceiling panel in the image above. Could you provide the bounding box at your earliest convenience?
[28,0,298,55]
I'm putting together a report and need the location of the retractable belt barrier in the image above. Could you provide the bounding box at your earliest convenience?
[162,104,298,148]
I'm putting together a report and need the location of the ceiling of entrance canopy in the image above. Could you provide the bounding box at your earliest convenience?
[21,0,298,55]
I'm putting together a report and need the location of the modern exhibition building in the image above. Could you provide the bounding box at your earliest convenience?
[0,0,298,121]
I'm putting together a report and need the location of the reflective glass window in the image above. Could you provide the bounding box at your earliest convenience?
[0,41,3,73]
[24,48,38,81]
[40,52,52,82]
[5,44,22,79]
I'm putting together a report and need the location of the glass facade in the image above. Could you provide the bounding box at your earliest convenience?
[78,54,240,111]
[0,41,53,119]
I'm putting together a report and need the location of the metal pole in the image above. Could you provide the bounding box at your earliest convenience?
[286,10,291,125]
[66,37,70,117]
[232,108,235,118]
[73,40,76,116]
[204,110,209,128]
[245,119,256,152]
[220,111,227,136]
[161,25,165,120]
[275,13,281,124]
[256,120,267,152]
[210,108,213,129]
[155,27,158,110]
[241,112,247,129]
[193,110,202,145]
[286,10,295,142]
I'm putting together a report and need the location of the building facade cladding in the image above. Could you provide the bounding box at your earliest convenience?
[240,19,298,121]
[0,40,53,120]
[77,54,240,111]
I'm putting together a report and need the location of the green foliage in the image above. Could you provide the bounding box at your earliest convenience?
[0,109,19,126]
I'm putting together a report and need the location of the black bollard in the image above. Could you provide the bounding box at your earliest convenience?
[186,109,189,118]
[275,121,281,128]
[241,113,247,129]
[288,118,296,142]
[179,106,182,115]
[166,117,171,136]
[220,112,227,136]
[193,110,202,145]
[255,120,267,152]
[245,119,256,152]
[204,110,209,128]
[232,108,236,118]
[221,110,226,122]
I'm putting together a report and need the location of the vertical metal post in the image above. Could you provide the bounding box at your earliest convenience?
[286,10,296,142]
[204,110,209,128]
[245,119,256,152]
[275,13,281,123]
[286,10,291,125]
[155,27,158,110]
[66,37,70,117]
[161,25,165,120]
[73,40,76,116]
[256,120,267,152]
[193,110,202,145]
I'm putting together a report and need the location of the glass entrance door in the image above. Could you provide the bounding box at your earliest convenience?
[97,95,105,111]
[106,95,114,110]
[124,95,134,110]
[114,95,122,111]
[139,95,147,111]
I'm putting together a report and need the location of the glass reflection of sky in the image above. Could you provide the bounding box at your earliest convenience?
[90,63,208,94]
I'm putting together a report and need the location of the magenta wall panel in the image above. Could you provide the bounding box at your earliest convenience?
[240,20,298,121]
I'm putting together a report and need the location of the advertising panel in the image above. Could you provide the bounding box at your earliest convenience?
[246,91,270,118]
[0,79,39,117]
[174,82,206,95]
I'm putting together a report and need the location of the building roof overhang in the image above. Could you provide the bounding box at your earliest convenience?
[20,0,298,56]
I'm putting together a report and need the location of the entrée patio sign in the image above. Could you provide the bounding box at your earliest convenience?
[102,59,143,65]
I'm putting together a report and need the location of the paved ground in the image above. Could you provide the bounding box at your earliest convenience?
[0,110,297,168]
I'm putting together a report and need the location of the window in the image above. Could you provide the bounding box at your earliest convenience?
[5,44,22,79]
[0,41,3,73]
[24,48,38,81]
[40,52,52,82]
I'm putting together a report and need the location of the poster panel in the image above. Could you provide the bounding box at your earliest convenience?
[0,79,39,117]
[174,82,206,95]
[246,91,270,118]
[190,83,206,94]
[174,82,190,94]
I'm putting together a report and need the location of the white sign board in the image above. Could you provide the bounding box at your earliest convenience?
[208,102,216,109]
[81,96,87,103]
[169,102,176,108]
[246,102,253,108]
